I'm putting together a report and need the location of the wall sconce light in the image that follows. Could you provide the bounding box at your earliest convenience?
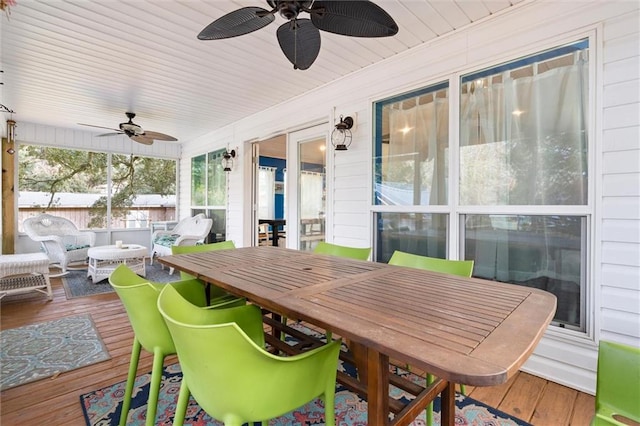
[331,115,354,151]
[5,119,16,155]
[222,149,236,172]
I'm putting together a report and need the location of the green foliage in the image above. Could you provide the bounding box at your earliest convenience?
[18,145,176,228]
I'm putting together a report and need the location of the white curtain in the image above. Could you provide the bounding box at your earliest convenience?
[459,55,588,206]
[258,167,276,219]
[300,171,324,219]
[387,97,448,205]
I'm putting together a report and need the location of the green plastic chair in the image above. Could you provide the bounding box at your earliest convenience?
[388,250,474,426]
[592,340,640,425]
[313,241,371,260]
[171,240,242,305]
[158,284,342,426]
[109,264,244,426]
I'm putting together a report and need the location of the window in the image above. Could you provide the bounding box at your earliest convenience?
[18,145,176,230]
[373,82,449,262]
[372,39,590,332]
[190,149,227,242]
[374,83,449,207]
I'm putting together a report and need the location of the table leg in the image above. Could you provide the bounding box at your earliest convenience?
[367,348,389,425]
[349,340,368,385]
[272,227,280,247]
[440,381,456,426]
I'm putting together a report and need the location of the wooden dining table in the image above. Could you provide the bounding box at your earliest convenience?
[159,246,556,426]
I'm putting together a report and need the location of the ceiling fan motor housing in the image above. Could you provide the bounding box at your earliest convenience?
[267,0,313,20]
[119,112,144,136]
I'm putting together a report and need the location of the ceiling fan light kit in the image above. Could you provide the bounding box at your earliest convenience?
[198,1,398,70]
[78,112,178,145]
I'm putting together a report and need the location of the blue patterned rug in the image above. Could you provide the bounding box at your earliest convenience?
[80,361,531,425]
[1,313,110,391]
[62,261,178,299]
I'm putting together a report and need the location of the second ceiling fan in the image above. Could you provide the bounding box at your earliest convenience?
[198,0,399,70]
[79,112,178,145]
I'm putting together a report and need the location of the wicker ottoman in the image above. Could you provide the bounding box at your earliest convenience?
[0,253,53,300]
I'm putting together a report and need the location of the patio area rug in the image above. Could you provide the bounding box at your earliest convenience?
[1,313,110,391]
[62,261,178,299]
[80,361,531,426]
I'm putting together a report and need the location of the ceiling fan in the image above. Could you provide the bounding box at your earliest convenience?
[198,0,399,70]
[78,112,178,145]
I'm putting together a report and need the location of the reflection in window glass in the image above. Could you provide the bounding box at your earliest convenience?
[191,154,206,206]
[459,39,589,205]
[207,151,226,206]
[375,213,448,263]
[299,138,326,251]
[374,83,449,206]
[190,149,228,242]
[464,214,585,330]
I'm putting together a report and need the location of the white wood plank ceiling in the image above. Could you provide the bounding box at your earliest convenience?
[0,0,521,143]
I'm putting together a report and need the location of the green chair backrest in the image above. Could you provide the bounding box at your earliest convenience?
[313,241,371,261]
[158,284,341,425]
[172,240,236,280]
[594,340,640,425]
[388,250,474,277]
[109,264,208,353]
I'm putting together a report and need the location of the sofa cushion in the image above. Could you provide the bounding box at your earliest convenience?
[154,234,179,248]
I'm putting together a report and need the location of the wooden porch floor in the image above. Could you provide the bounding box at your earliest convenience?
[0,273,595,425]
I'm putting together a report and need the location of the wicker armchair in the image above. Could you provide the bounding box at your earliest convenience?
[150,214,213,272]
[23,213,96,276]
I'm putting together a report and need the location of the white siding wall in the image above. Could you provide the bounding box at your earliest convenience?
[599,8,640,349]
[9,1,639,395]
[182,1,640,394]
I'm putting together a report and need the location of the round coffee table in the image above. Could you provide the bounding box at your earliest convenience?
[87,244,147,284]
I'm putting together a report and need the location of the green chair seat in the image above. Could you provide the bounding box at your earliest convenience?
[158,284,342,426]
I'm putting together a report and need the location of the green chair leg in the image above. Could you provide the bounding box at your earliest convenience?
[119,338,142,426]
[426,373,435,426]
[173,378,190,426]
[460,383,466,395]
[145,349,167,426]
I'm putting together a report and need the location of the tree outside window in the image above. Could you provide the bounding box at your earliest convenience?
[18,145,176,230]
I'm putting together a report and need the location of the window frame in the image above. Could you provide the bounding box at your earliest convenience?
[371,32,597,339]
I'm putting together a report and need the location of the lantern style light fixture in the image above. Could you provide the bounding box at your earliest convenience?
[222,149,236,172]
[331,115,354,151]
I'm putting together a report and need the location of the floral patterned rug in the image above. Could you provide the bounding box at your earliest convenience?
[1,313,110,391]
[81,361,531,425]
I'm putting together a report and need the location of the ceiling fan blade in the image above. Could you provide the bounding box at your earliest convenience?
[310,1,398,38]
[198,7,275,40]
[97,132,124,137]
[130,135,155,145]
[78,123,121,132]
[277,19,320,70]
[143,131,178,142]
